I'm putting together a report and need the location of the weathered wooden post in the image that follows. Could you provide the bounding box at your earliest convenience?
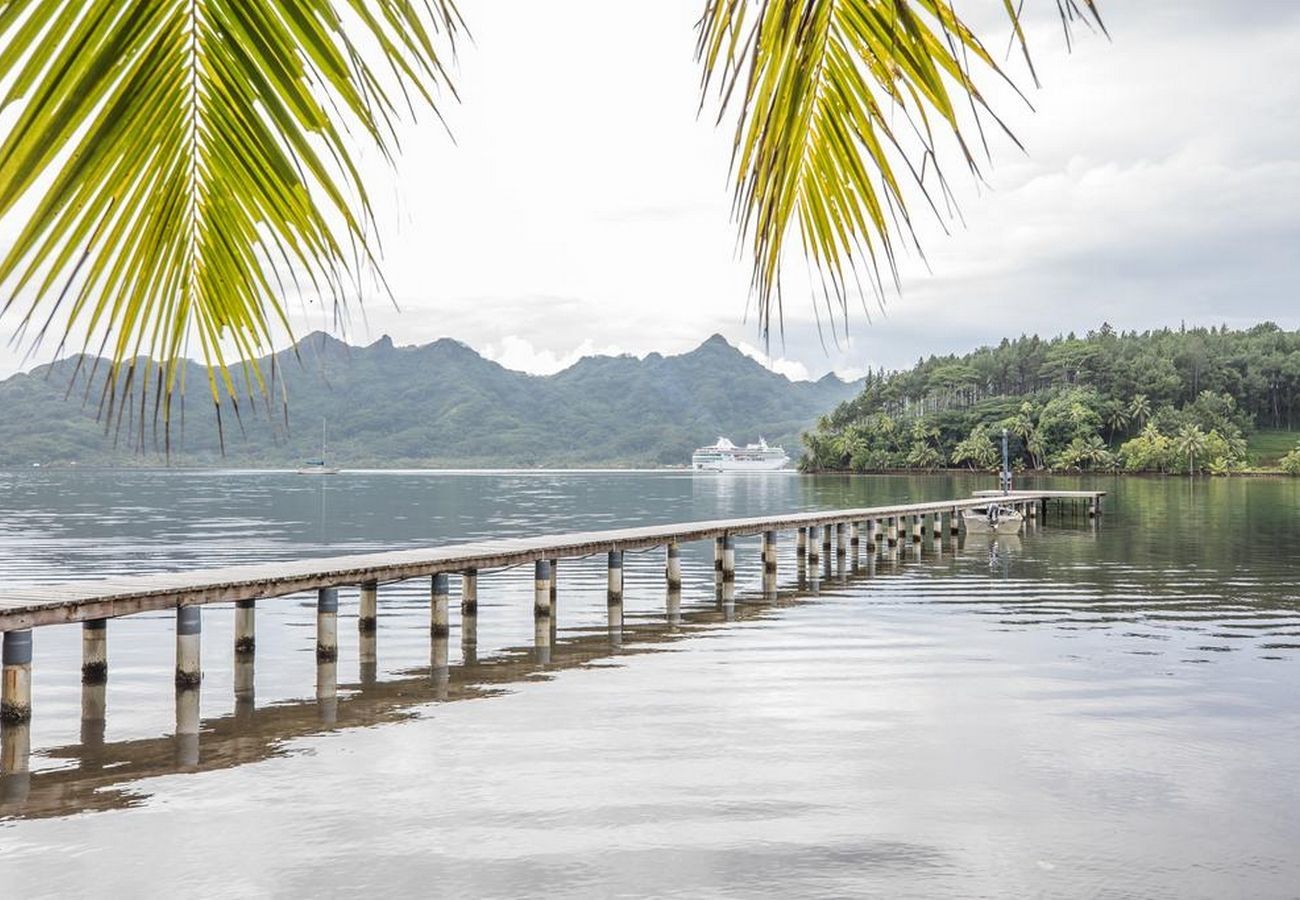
[550,558,559,607]
[175,606,201,689]
[806,529,819,568]
[821,524,833,559]
[931,513,942,540]
[850,521,860,552]
[797,527,808,559]
[764,530,778,576]
[866,519,878,552]
[722,535,736,582]
[911,516,922,543]
[715,537,725,579]
[887,517,899,548]
[666,542,682,590]
[317,587,339,662]
[836,522,847,560]
[950,507,961,535]
[81,619,107,686]
[1,630,33,725]
[431,574,450,638]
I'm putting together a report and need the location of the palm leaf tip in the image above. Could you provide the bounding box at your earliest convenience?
[696,0,1105,343]
[0,0,462,448]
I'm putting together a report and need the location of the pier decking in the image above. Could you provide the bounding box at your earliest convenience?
[0,488,1104,784]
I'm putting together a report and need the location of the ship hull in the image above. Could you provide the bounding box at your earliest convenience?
[692,457,789,472]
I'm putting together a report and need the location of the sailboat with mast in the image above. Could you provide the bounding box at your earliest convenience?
[297,420,340,475]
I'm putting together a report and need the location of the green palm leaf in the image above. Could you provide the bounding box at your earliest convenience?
[696,0,1104,342]
[0,0,460,446]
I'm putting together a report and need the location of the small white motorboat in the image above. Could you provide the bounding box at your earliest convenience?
[962,503,1024,535]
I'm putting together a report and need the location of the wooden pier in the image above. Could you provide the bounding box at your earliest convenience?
[0,489,1103,782]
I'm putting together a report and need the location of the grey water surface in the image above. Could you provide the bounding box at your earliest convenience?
[0,469,1297,898]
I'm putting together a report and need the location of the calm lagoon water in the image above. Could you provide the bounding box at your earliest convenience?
[0,469,1298,897]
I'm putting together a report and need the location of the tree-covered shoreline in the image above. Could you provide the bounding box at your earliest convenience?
[803,323,1300,476]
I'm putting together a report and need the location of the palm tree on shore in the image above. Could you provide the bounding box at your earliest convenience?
[0,1,1104,438]
[1129,394,1153,428]
[1175,423,1208,476]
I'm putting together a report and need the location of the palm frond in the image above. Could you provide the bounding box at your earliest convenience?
[0,0,460,445]
[696,0,1104,345]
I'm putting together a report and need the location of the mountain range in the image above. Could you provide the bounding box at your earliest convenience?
[0,333,861,467]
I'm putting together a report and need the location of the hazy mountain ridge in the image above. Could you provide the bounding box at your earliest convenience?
[0,333,861,467]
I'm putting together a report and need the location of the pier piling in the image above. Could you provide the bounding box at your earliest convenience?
[607,550,624,605]
[1,630,33,725]
[430,574,450,638]
[174,607,201,690]
[534,560,552,618]
[722,535,736,582]
[358,582,378,635]
[666,542,682,590]
[235,598,256,656]
[763,531,778,576]
[317,587,339,662]
[81,619,107,685]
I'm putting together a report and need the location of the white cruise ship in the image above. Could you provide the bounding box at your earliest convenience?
[692,437,790,472]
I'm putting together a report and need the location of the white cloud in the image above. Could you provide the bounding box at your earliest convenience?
[480,335,633,376]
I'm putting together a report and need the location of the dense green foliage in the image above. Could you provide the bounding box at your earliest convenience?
[1281,444,1300,476]
[804,323,1300,475]
[0,334,859,468]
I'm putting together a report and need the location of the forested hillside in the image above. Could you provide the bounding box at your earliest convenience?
[0,333,860,468]
[804,323,1300,475]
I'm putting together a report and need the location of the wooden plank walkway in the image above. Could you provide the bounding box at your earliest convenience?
[0,491,1104,632]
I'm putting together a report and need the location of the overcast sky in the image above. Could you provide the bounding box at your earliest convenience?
[2,0,1297,381]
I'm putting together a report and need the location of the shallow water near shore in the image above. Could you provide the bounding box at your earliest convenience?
[0,469,1298,897]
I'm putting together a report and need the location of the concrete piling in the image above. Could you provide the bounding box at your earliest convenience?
[764,531,778,576]
[951,507,961,535]
[806,529,819,567]
[722,535,736,582]
[534,560,552,618]
[666,542,682,590]
[797,527,807,558]
[431,574,450,638]
[821,524,833,559]
[866,519,878,552]
[359,582,378,634]
[1,630,33,725]
[836,523,847,560]
[234,598,256,656]
[550,558,559,607]
[911,516,923,543]
[81,619,107,685]
[461,569,478,664]
[317,587,339,662]
[606,550,624,605]
[887,518,899,548]
[932,514,942,540]
[715,537,725,576]
[175,606,201,690]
